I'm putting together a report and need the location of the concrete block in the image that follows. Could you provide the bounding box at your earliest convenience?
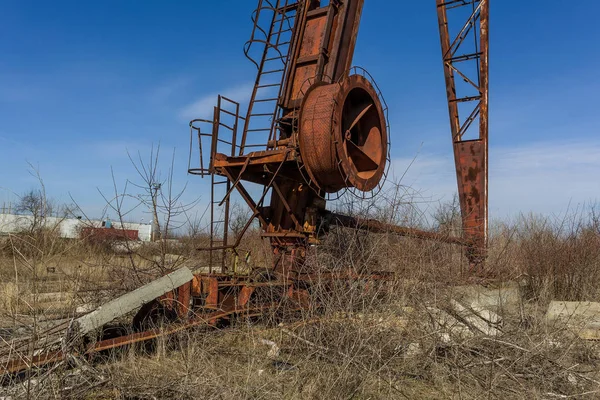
[453,283,521,313]
[71,267,194,336]
[546,301,600,325]
[426,307,473,343]
[546,301,600,339]
[577,324,600,340]
[450,300,502,336]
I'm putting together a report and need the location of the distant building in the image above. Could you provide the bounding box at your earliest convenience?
[0,213,152,241]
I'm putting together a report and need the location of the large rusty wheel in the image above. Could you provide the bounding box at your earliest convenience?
[298,74,388,193]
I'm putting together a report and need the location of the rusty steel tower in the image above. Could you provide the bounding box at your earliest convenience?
[436,0,489,266]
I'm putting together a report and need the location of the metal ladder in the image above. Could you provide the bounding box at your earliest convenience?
[241,0,299,154]
[189,96,244,273]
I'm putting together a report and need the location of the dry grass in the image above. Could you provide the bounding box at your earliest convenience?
[2,206,600,399]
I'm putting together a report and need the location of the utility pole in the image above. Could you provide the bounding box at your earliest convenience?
[151,182,161,241]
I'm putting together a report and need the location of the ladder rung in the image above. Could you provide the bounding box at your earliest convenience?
[256,85,279,91]
[249,113,275,117]
[257,83,281,89]
[254,98,279,103]
[261,69,284,75]
[272,19,291,26]
[272,28,293,34]
[264,55,286,62]
[219,109,238,118]
[213,220,225,223]
[246,128,271,132]
[214,181,229,185]
[277,3,299,13]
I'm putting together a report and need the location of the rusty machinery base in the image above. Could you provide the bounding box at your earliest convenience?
[1,269,392,376]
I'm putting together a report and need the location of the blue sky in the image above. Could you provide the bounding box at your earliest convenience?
[1,1,599,224]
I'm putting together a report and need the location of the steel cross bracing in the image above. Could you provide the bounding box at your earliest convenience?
[436,0,489,266]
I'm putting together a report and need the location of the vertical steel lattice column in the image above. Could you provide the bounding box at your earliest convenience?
[436,0,489,266]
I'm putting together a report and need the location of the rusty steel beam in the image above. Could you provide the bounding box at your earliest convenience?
[2,350,65,375]
[87,305,281,353]
[281,0,365,109]
[436,0,489,265]
[327,212,470,246]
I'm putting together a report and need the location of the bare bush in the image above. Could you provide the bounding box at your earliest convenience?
[516,210,600,303]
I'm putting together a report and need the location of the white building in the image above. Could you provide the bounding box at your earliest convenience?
[0,214,152,241]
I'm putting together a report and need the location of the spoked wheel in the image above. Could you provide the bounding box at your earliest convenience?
[131,299,179,353]
[132,299,178,332]
[341,86,385,187]
[299,74,388,193]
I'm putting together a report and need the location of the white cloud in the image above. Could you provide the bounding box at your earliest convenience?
[178,82,254,121]
[149,76,193,104]
[389,139,600,218]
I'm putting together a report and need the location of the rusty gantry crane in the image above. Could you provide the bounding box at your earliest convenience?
[189,0,490,277]
[189,0,391,277]
[1,0,489,375]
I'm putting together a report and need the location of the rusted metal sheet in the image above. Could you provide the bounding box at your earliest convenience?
[299,15,326,58]
[454,140,486,251]
[282,0,365,108]
[176,281,191,318]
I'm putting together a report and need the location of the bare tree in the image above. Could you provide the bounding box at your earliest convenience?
[15,189,49,234]
[96,144,200,283]
[126,143,199,241]
[15,164,67,234]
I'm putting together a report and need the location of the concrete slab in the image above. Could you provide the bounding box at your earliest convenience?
[450,300,502,336]
[546,301,600,325]
[453,283,521,314]
[426,307,473,343]
[577,325,600,340]
[546,301,600,339]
